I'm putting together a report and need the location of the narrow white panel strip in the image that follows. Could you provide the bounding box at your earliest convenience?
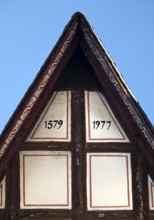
[20,151,71,209]
[27,91,71,142]
[85,91,129,142]
[87,153,132,210]
[148,176,154,210]
[0,178,5,209]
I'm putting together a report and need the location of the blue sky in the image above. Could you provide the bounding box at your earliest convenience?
[0,1,154,133]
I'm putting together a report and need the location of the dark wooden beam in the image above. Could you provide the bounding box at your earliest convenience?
[5,151,20,220]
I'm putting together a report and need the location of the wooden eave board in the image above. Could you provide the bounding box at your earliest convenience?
[0,15,80,176]
[0,12,154,180]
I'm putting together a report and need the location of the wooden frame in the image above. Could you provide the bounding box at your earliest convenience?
[1,90,152,220]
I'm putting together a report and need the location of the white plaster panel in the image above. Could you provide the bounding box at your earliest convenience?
[87,153,132,210]
[85,91,129,142]
[20,151,71,209]
[0,178,5,209]
[148,176,154,210]
[27,91,71,142]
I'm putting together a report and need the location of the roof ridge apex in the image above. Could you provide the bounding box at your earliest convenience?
[72,11,85,19]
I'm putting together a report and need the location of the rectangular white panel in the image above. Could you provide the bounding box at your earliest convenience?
[148,176,154,210]
[87,153,132,210]
[85,91,129,142]
[0,178,5,209]
[20,151,71,209]
[27,91,71,142]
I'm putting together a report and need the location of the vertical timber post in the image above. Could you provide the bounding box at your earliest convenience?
[72,90,85,220]
[5,151,20,220]
[133,151,149,220]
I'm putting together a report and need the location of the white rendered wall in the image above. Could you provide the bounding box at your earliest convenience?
[148,176,154,210]
[20,151,71,209]
[87,153,132,210]
[85,91,129,142]
[0,178,5,209]
[27,91,71,142]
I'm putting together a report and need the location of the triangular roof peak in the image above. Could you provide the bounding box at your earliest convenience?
[0,12,154,180]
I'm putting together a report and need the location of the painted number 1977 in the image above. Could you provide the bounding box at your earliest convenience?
[92,120,111,130]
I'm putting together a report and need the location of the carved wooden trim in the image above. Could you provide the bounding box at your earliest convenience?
[0,23,78,159]
[81,26,154,150]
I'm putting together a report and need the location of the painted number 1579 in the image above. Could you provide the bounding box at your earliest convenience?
[44,120,63,129]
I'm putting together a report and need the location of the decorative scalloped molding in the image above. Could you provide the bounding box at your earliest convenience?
[82,27,154,150]
[0,23,78,158]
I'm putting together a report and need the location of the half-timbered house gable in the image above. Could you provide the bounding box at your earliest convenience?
[0,12,154,220]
